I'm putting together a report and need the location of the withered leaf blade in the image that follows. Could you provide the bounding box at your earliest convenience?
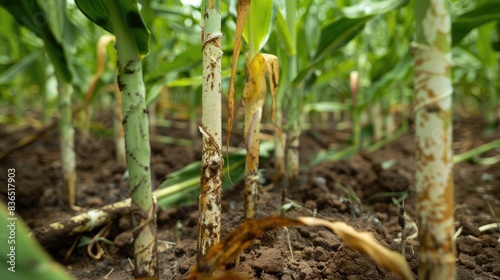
[297,217,414,280]
[227,0,251,158]
[186,216,413,280]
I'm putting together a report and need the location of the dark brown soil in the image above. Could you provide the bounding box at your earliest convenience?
[1,116,499,280]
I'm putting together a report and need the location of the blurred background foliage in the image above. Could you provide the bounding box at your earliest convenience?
[1,0,498,129]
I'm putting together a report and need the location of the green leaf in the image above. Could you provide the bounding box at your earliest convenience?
[477,22,497,69]
[157,45,203,74]
[166,69,231,88]
[37,0,65,43]
[74,0,150,56]
[453,47,483,72]
[342,0,410,18]
[145,83,164,106]
[243,0,274,57]
[156,142,275,209]
[0,202,74,280]
[275,9,295,56]
[452,0,500,46]
[493,20,500,51]
[359,50,413,109]
[0,0,72,83]
[315,16,371,61]
[73,0,113,33]
[293,16,371,86]
[0,51,40,85]
[157,152,246,209]
[291,0,410,86]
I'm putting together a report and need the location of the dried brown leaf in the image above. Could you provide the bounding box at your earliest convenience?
[186,216,413,280]
[297,217,414,280]
[186,216,301,280]
[226,0,251,159]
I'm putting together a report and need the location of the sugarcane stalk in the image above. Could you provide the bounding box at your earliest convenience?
[242,52,264,219]
[486,68,498,128]
[107,0,157,277]
[351,70,362,152]
[273,114,286,185]
[197,0,223,259]
[242,53,280,219]
[226,0,279,219]
[243,106,262,219]
[57,78,78,211]
[286,119,301,182]
[371,101,383,141]
[385,104,396,136]
[285,0,300,183]
[414,0,455,278]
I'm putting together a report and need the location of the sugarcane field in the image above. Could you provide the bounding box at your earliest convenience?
[0,0,499,279]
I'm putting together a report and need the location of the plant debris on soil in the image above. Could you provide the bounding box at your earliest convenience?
[1,116,499,280]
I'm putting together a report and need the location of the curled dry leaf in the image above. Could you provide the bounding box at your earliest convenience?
[297,217,414,280]
[186,216,301,280]
[85,35,116,107]
[84,35,116,132]
[185,216,413,280]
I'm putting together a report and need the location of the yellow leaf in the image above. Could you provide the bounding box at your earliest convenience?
[242,53,267,111]
[242,53,283,143]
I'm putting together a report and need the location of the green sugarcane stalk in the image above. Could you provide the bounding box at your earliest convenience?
[57,79,77,210]
[107,0,157,277]
[485,61,499,128]
[371,101,383,141]
[351,72,361,152]
[285,0,300,183]
[273,111,286,185]
[414,0,455,278]
[198,0,223,259]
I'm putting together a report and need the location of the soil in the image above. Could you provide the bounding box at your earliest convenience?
[1,115,499,280]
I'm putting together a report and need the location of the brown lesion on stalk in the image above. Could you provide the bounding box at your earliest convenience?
[198,124,223,260]
[122,60,138,74]
[117,76,126,91]
[244,170,259,219]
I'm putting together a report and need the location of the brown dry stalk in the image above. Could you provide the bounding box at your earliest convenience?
[33,199,131,248]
